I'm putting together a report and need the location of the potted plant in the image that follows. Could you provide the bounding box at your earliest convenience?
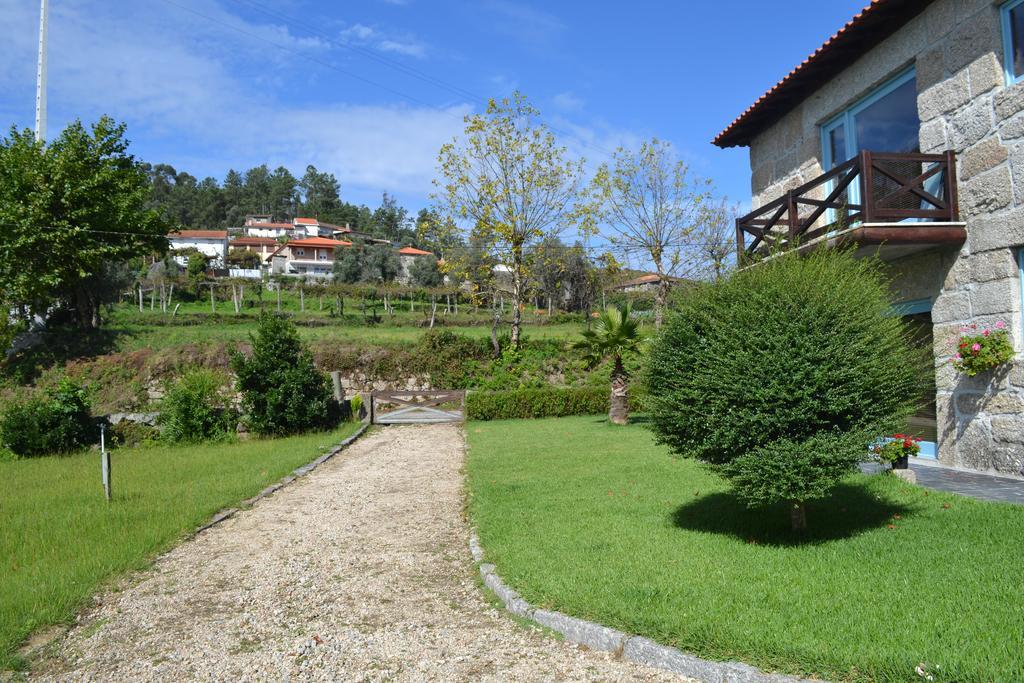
[873,434,921,470]
[952,321,1014,377]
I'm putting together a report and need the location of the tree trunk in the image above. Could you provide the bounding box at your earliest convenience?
[653,257,668,329]
[790,501,808,532]
[429,295,437,328]
[138,285,144,312]
[490,307,502,358]
[609,355,629,425]
[167,284,174,311]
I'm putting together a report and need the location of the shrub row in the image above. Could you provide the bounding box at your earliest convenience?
[0,379,96,457]
[466,386,646,421]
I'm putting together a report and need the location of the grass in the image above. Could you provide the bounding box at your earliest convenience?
[465,416,1024,683]
[0,422,361,670]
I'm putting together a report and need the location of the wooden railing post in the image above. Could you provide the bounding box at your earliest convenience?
[735,217,746,263]
[859,150,875,223]
[945,150,960,222]
[786,190,799,241]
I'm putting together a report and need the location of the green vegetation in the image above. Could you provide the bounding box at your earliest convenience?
[0,379,94,457]
[573,304,643,424]
[647,251,925,530]
[230,315,335,436]
[0,422,361,670]
[466,385,646,421]
[159,369,236,443]
[466,417,1024,682]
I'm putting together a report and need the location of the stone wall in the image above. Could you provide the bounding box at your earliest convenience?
[746,0,1024,475]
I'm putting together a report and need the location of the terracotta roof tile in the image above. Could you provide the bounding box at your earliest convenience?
[713,0,934,148]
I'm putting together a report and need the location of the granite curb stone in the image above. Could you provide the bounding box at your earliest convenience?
[470,531,823,683]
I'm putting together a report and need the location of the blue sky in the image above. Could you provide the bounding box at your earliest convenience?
[0,0,867,214]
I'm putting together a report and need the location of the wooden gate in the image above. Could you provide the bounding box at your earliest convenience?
[369,390,466,425]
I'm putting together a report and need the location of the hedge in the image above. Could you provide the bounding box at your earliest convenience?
[466,386,646,421]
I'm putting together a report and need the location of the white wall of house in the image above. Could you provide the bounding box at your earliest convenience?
[169,237,227,267]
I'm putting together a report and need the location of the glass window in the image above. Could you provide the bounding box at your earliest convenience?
[1003,0,1024,83]
[821,68,920,168]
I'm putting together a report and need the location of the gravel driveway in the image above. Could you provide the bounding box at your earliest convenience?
[33,424,687,682]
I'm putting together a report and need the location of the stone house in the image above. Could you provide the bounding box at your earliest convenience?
[715,0,1024,475]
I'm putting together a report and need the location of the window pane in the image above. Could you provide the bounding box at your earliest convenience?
[828,124,848,168]
[1012,4,1024,79]
[853,76,920,154]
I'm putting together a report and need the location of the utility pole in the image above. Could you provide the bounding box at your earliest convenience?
[35,0,49,143]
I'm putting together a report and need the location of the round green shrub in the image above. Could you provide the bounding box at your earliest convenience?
[0,378,95,456]
[230,314,335,436]
[646,250,927,527]
[159,369,236,443]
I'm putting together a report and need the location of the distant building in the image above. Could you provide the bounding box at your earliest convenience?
[396,246,436,284]
[229,237,279,271]
[268,237,352,277]
[608,273,682,293]
[167,230,228,267]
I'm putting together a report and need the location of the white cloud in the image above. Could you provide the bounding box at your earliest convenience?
[0,0,457,201]
[552,91,584,112]
[339,22,426,58]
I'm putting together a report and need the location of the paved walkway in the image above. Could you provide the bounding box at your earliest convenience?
[909,460,1024,505]
[32,425,686,682]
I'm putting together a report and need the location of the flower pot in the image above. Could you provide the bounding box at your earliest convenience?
[892,455,909,470]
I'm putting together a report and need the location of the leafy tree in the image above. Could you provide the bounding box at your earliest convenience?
[414,208,464,256]
[574,304,642,425]
[433,92,589,349]
[693,199,737,281]
[332,244,364,284]
[409,254,443,287]
[186,252,209,293]
[645,250,926,531]
[243,164,272,215]
[227,248,260,269]
[230,314,334,436]
[591,138,713,328]
[332,240,401,284]
[0,117,168,328]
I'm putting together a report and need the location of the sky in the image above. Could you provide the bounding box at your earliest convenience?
[0,0,869,215]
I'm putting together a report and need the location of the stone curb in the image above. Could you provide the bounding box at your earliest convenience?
[193,425,369,537]
[470,532,822,683]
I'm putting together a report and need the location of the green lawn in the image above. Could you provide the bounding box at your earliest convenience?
[0,423,361,670]
[465,417,1024,682]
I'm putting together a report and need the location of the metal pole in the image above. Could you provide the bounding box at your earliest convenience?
[34,0,48,143]
[100,423,111,502]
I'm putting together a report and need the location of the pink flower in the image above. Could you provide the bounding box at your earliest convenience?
[960,326,970,333]
[954,353,962,360]
[996,320,1007,329]
[972,343,981,353]
[984,329,991,337]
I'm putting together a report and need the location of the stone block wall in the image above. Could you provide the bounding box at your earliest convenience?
[746,0,1024,475]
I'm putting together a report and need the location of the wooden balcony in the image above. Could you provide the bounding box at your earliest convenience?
[736,150,966,262]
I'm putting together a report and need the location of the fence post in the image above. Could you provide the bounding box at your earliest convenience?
[100,424,111,502]
[369,393,376,425]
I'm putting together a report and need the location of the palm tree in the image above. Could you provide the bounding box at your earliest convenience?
[574,303,642,425]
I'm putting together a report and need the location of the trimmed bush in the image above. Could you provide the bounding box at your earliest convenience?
[646,250,926,530]
[230,314,336,436]
[0,379,95,457]
[159,369,236,443]
[467,386,645,421]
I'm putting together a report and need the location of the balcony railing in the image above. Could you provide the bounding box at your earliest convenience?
[735,150,961,260]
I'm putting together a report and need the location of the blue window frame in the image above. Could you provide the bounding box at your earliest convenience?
[820,67,919,171]
[820,68,920,224]
[1002,0,1024,85]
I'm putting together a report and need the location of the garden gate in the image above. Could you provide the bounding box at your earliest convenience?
[369,390,466,425]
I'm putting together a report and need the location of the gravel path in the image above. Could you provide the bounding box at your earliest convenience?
[33,424,688,682]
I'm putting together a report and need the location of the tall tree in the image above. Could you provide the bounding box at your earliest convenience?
[591,138,713,328]
[0,117,168,328]
[268,166,299,220]
[243,164,272,215]
[433,92,589,349]
[223,168,246,225]
[693,199,737,280]
[415,207,464,257]
[299,165,341,218]
[372,192,412,243]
